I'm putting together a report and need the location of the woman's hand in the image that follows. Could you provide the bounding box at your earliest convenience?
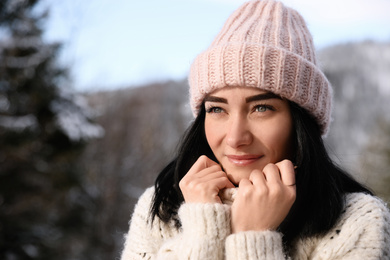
[179,155,235,204]
[231,160,296,233]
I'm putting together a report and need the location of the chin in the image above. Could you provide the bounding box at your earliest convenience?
[224,168,253,186]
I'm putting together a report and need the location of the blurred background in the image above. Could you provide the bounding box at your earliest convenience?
[0,0,389,259]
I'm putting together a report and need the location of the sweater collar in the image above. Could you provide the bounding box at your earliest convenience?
[219,188,238,205]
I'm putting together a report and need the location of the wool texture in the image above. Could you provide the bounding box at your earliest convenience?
[189,0,332,135]
[120,187,390,259]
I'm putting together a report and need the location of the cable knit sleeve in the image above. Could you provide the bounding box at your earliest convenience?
[225,230,288,260]
[120,187,231,260]
[158,202,231,259]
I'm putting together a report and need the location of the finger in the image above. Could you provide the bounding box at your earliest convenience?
[275,160,296,187]
[198,169,227,182]
[238,178,252,188]
[189,174,234,191]
[262,163,282,184]
[201,155,219,168]
[195,165,223,179]
[211,176,236,190]
[249,169,267,186]
[180,166,223,191]
[187,155,219,176]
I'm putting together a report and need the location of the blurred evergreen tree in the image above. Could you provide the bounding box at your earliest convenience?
[0,0,103,259]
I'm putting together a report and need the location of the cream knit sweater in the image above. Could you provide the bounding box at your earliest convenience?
[121,187,390,259]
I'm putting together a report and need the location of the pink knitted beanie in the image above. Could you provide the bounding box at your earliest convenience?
[189,0,332,135]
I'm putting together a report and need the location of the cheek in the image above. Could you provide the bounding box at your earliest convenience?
[204,119,221,153]
[260,117,294,159]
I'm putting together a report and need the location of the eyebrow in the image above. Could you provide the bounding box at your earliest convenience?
[245,92,282,103]
[204,92,282,104]
[204,96,228,103]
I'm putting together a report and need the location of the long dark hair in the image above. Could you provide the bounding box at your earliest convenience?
[150,101,371,244]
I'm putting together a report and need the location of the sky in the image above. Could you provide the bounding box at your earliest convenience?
[42,0,390,92]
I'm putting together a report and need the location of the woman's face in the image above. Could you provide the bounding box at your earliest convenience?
[204,87,295,185]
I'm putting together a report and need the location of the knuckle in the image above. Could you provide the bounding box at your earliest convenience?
[239,183,253,198]
[179,178,189,189]
[187,180,198,190]
[276,159,294,171]
[280,159,292,165]
[249,169,261,180]
[210,164,222,172]
[198,155,208,161]
[251,169,262,176]
[263,163,278,172]
[241,188,252,199]
[196,155,208,165]
[197,155,218,168]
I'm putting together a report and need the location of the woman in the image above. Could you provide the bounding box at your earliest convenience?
[121,0,390,259]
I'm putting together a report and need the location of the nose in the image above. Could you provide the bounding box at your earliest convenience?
[226,114,252,148]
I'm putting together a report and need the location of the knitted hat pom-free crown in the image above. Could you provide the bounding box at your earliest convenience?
[188,0,332,135]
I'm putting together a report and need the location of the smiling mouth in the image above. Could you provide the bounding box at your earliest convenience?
[226,155,262,166]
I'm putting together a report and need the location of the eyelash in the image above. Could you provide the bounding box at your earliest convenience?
[253,104,275,112]
[206,106,223,114]
[205,104,275,114]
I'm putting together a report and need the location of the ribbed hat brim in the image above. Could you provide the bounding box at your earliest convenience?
[189,43,332,134]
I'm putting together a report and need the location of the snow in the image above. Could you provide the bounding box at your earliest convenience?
[0,114,38,131]
[50,88,104,142]
[5,47,52,69]
[54,107,104,142]
[0,95,10,112]
[6,0,27,13]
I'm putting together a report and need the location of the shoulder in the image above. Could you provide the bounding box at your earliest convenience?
[122,187,180,258]
[130,186,155,221]
[136,186,155,207]
[128,186,179,237]
[342,192,390,225]
[328,193,390,254]
[338,192,390,234]
[292,193,390,258]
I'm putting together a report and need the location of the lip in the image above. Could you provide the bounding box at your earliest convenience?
[226,154,262,166]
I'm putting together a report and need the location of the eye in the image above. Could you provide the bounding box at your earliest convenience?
[254,104,274,113]
[206,106,224,114]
